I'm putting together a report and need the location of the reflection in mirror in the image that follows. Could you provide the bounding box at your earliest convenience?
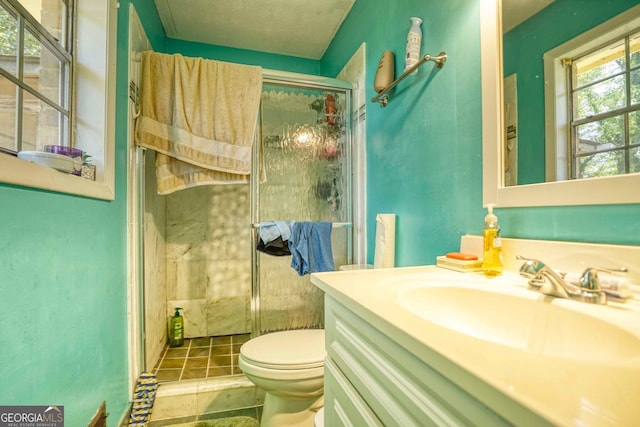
[481,0,640,207]
[502,0,640,186]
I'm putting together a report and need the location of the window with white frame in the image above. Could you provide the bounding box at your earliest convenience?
[545,7,640,182]
[0,0,72,155]
[0,0,116,200]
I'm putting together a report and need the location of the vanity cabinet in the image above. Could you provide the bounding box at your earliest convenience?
[315,252,640,426]
[323,295,511,427]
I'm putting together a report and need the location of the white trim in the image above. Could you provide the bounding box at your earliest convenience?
[127,4,151,397]
[338,43,367,265]
[481,0,502,206]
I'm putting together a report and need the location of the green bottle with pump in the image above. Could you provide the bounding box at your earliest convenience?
[169,307,184,347]
[482,204,503,277]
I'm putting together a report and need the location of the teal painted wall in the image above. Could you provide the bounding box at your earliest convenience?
[163,40,320,75]
[504,0,640,185]
[323,0,485,265]
[130,0,167,50]
[322,0,640,261]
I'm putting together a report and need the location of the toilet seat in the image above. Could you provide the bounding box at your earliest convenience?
[240,329,326,370]
[239,329,326,425]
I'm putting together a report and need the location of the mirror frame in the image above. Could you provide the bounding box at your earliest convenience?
[481,0,640,207]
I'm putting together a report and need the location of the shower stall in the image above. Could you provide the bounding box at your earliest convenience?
[138,74,353,385]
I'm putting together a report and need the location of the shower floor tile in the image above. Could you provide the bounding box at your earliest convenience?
[153,334,250,383]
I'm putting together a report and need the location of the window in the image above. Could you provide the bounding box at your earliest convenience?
[0,0,116,200]
[0,0,72,154]
[567,31,640,179]
[544,6,640,182]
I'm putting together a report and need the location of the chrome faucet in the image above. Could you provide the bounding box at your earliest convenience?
[517,255,576,299]
[516,255,628,305]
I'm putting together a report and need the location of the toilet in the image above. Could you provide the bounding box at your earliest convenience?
[239,329,325,427]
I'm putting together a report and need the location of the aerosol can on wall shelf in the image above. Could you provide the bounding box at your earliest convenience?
[404,17,423,75]
[169,307,184,347]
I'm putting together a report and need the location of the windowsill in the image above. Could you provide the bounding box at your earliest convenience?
[0,154,114,200]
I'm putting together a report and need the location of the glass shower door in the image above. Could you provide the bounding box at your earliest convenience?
[252,82,351,334]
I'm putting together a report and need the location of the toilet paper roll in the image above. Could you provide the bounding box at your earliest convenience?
[373,214,396,268]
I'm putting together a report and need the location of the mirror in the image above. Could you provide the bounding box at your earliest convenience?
[481,0,640,207]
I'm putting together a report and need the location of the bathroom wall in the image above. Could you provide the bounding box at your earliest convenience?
[322,0,640,266]
[322,0,485,265]
[163,40,321,75]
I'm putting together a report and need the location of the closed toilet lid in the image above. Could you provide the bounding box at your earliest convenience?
[240,329,325,369]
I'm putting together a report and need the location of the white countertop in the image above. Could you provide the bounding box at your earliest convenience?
[312,265,640,427]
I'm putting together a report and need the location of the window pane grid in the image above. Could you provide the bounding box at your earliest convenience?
[569,31,640,179]
[6,0,70,61]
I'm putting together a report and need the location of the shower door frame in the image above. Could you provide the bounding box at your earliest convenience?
[250,71,354,336]
[127,69,359,389]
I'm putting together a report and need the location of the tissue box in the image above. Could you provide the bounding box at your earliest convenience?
[436,255,483,272]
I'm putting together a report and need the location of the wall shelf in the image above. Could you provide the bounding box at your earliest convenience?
[371,51,447,107]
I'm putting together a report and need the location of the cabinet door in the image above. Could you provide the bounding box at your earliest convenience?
[325,357,384,427]
[325,297,512,427]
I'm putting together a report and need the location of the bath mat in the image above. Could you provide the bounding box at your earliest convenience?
[128,372,158,426]
[165,417,258,427]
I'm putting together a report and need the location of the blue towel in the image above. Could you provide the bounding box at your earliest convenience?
[259,221,294,245]
[289,221,334,276]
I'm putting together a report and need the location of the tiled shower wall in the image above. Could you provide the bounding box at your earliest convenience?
[165,184,252,338]
[146,86,350,344]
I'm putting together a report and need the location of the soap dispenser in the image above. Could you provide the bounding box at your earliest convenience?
[482,204,503,277]
[169,307,184,347]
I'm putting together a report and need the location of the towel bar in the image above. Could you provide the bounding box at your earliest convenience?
[251,222,352,229]
[371,51,447,107]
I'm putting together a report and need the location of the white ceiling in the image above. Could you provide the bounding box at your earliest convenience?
[154,0,356,60]
[502,0,556,33]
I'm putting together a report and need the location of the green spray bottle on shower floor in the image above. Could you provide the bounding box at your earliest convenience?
[169,307,184,347]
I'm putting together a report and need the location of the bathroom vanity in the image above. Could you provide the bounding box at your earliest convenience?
[311,238,640,427]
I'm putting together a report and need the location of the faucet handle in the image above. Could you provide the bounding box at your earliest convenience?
[516,255,547,279]
[579,266,628,292]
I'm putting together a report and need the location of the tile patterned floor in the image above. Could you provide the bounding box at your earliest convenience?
[153,334,251,383]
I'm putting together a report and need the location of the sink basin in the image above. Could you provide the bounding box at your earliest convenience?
[397,285,640,362]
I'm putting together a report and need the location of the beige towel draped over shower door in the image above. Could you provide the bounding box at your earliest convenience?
[135,51,263,194]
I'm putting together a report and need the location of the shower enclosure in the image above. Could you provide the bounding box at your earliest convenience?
[140,75,353,383]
